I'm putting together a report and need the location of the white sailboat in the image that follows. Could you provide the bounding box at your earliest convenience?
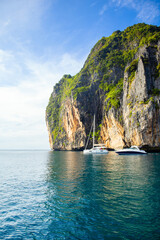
[83,115,108,154]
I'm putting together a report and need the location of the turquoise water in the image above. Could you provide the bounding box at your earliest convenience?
[0,150,160,239]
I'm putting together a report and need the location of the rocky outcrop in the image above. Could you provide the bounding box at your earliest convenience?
[46,23,160,151]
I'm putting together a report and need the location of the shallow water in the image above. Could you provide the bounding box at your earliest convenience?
[0,150,160,239]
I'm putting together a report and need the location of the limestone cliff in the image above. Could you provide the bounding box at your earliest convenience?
[46,23,160,151]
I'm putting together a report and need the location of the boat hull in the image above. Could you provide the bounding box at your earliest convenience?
[116,152,146,155]
[115,150,147,155]
[115,146,147,155]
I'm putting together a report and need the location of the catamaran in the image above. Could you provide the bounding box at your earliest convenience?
[83,115,108,154]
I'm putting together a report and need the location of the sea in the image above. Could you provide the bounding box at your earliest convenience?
[0,150,160,240]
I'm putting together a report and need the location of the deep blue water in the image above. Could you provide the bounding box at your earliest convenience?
[0,150,160,240]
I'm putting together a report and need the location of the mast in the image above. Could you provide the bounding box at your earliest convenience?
[84,114,96,150]
[93,114,95,148]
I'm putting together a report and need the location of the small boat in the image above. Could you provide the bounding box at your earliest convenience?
[115,146,147,155]
[83,144,108,154]
[83,115,108,154]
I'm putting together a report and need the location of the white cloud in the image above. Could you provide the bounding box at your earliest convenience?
[99,4,108,15]
[0,0,48,36]
[112,0,133,7]
[137,1,160,22]
[0,50,84,149]
[112,0,160,23]
[0,50,24,85]
[0,0,85,149]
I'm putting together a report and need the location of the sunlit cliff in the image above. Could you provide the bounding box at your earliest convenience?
[46,23,160,151]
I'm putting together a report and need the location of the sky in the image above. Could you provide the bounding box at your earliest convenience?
[0,0,160,149]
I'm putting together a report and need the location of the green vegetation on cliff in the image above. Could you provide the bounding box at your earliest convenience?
[105,78,123,110]
[126,58,139,85]
[46,75,72,143]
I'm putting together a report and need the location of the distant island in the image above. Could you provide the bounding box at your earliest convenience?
[46,23,160,152]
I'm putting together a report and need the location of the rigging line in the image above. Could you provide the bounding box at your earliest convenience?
[85,117,94,150]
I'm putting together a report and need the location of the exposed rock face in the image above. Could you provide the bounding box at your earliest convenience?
[100,110,125,149]
[62,98,86,150]
[122,46,160,150]
[46,23,160,151]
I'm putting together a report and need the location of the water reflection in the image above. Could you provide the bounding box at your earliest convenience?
[44,151,160,239]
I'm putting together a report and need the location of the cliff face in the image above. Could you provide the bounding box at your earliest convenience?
[46,23,160,151]
[123,45,160,149]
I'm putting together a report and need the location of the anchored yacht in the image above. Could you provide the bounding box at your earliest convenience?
[115,146,147,155]
[83,115,108,154]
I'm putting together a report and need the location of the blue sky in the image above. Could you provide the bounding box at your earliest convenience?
[0,0,160,149]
